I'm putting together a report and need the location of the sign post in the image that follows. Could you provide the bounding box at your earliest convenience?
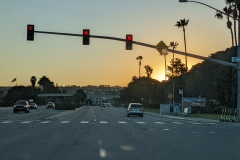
[179,89,183,113]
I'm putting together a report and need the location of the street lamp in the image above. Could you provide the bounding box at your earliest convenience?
[179,0,240,121]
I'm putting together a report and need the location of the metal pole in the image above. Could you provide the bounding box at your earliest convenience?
[182,91,183,114]
[173,81,175,108]
[237,18,240,120]
[179,0,240,121]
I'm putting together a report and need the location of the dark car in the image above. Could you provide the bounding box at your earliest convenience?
[126,103,144,117]
[13,100,30,113]
[46,102,55,109]
[29,103,37,109]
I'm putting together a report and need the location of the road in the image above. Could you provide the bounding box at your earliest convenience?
[0,106,239,160]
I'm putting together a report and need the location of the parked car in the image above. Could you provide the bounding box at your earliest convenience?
[126,103,144,117]
[29,103,37,109]
[13,100,30,113]
[46,102,55,109]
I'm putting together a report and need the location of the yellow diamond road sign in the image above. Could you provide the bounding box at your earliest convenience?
[156,41,168,55]
[168,93,173,99]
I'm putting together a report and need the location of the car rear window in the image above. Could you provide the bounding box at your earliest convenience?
[130,104,142,108]
[16,101,27,105]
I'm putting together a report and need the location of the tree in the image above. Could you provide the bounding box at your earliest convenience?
[38,76,61,93]
[225,0,238,46]
[136,56,143,78]
[30,76,37,88]
[169,41,179,60]
[144,65,153,78]
[215,6,234,47]
[73,89,87,105]
[166,58,187,79]
[120,77,163,106]
[3,86,39,105]
[159,49,168,80]
[175,18,189,70]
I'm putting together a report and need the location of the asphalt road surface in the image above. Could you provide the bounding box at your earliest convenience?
[0,106,239,160]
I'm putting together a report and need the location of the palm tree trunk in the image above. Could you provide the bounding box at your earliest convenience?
[164,55,166,80]
[139,61,141,78]
[183,27,187,70]
[230,28,234,47]
[234,19,237,46]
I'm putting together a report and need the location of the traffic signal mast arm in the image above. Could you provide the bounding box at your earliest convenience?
[34,30,236,68]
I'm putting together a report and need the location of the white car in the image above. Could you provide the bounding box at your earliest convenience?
[46,102,55,109]
[126,103,144,117]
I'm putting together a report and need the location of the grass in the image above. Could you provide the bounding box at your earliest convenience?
[190,113,220,120]
[144,108,160,114]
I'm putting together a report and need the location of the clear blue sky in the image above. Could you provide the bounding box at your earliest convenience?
[0,0,230,87]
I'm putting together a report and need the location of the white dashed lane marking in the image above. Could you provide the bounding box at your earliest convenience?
[154,122,165,124]
[118,121,127,124]
[172,122,183,124]
[21,121,32,124]
[1,121,13,124]
[136,122,146,124]
[40,121,51,124]
[61,121,70,124]
[80,121,89,124]
[99,121,108,124]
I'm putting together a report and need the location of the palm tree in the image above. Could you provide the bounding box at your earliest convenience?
[159,50,168,80]
[136,56,143,78]
[169,41,179,60]
[144,65,153,78]
[225,0,238,46]
[175,18,189,70]
[215,6,234,47]
[30,76,37,88]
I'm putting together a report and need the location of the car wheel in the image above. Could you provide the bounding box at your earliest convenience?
[140,114,143,117]
[13,110,16,113]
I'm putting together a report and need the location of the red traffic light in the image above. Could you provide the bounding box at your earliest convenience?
[126,35,132,41]
[83,29,90,45]
[28,26,33,31]
[27,24,34,41]
[83,29,89,36]
[126,34,133,50]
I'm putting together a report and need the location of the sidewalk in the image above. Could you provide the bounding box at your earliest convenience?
[145,111,240,127]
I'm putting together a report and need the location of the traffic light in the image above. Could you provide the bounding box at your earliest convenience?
[126,34,133,50]
[27,25,34,41]
[83,29,90,45]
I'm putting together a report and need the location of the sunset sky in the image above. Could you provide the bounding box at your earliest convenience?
[0,0,231,87]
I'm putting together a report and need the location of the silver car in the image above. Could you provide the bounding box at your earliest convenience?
[126,103,144,117]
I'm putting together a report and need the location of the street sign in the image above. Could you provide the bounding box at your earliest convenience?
[168,93,173,99]
[232,57,240,63]
[156,41,168,55]
[179,89,183,94]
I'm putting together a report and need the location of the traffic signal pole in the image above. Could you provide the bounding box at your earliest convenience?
[33,29,239,120]
[34,30,236,68]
